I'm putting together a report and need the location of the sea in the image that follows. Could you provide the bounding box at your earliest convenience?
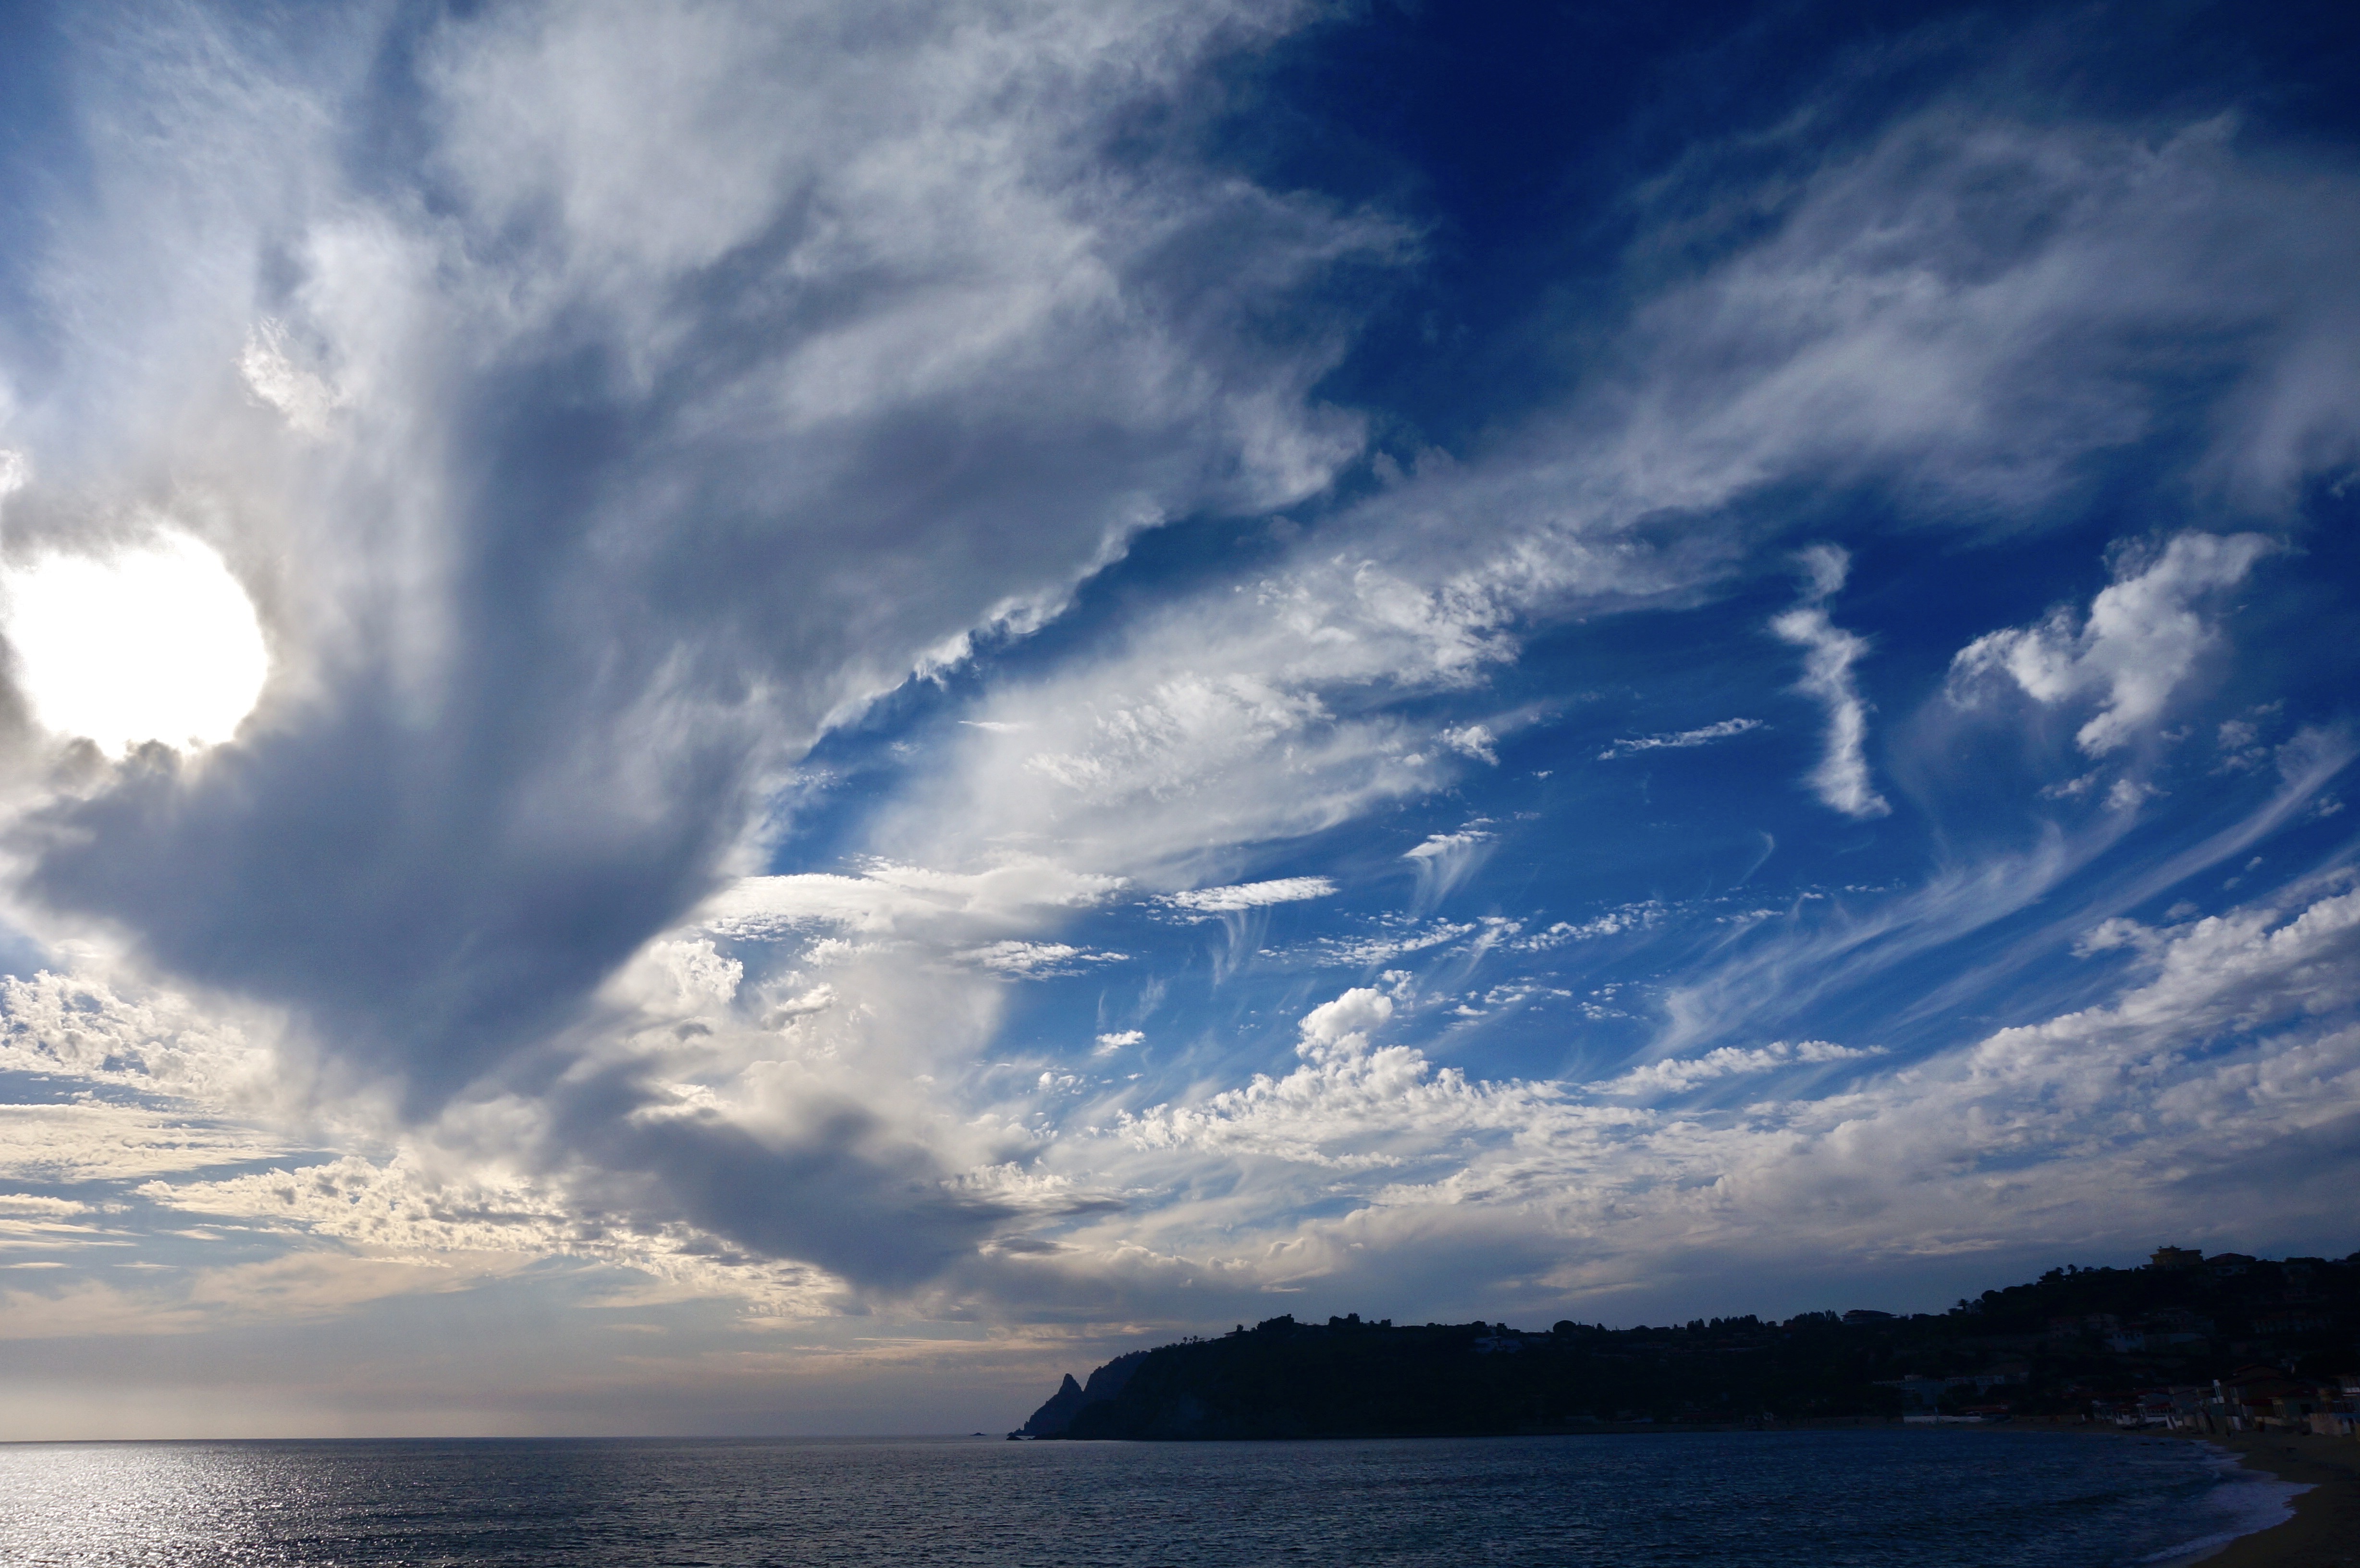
[0,1427,2303,1567]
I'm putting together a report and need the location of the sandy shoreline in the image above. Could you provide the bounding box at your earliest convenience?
[2158,1430,2360,1568]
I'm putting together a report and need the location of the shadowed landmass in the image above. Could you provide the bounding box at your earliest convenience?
[1013,1248,2360,1442]
[1011,1350,1150,1437]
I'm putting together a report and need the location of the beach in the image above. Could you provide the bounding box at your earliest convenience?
[2180,1433,2360,1568]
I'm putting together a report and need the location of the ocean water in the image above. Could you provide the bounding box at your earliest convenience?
[0,1428,2297,1567]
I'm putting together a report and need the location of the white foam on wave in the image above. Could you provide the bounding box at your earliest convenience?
[2137,1444,2310,1566]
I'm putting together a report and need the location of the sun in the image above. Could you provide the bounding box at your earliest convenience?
[2,530,270,755]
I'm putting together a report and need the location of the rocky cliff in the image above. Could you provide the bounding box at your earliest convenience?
[1012,1349,1149,1436]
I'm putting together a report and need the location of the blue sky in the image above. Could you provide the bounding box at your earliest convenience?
[0,0,2356,1437]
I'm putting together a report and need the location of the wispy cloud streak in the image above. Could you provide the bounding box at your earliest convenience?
[1770,546,1888,819]
[1598,718,1765,760]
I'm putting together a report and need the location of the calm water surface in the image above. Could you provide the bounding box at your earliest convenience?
[0,1429,2289,1566]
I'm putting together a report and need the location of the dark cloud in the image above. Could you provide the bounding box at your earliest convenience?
[542,1066,1019,1292]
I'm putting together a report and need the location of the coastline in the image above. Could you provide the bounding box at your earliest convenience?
[2160,1431,2360,1568]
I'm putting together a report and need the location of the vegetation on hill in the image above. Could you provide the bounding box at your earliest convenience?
[1012,1249,2360,1440]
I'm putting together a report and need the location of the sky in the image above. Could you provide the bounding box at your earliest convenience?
[0,0,2356,1439]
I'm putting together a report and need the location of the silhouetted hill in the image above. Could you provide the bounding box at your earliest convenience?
[1010,1248,2360,1440]
[1015,1349,1150,1436]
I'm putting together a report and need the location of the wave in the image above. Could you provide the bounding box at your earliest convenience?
[2137,1445,2311,1566]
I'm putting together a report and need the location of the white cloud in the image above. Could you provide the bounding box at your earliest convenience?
[3,11,2360,1367]
[1586,1040,1883,1097]
[597,937,746,1019]
[238,318,342,435]
[0,1104,295,1185]
[1300,987,1394,1050]
[1949,532,2276,755]
[2104,777,2160,813]
[1157,877,1338,916]
[1613,110,2360,517]
[894,647,1449,883]
[1,0,1391,1123]
[702,861,1129,943]
[1516,904,1665,949]
[1770,546,1888,818]
[1114,985,1581,1170]
[139,1153,835,1316]
[0,969,281,1108]
[1014,871,2360,1315]
[0,1195,95,1219]
[1598,717,1765,760]
[1263,917,1496,971]
[956,941,1128,979]
[1404,828,1495,911]
[108,853,2358,1329]
[1438,724,1499,764]
[851,103,2360,974]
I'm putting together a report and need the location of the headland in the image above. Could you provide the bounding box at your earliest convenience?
[1012,1245,2359,1442]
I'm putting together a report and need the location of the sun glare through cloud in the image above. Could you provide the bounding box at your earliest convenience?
[2,531,269,754]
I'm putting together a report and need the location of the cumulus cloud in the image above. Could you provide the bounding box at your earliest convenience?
[0,969,282,1108]
[1770,546,1888,818]
[1008,870,2360,1318]
[1113,985,1583,1172]
[1949,532,2277,755]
